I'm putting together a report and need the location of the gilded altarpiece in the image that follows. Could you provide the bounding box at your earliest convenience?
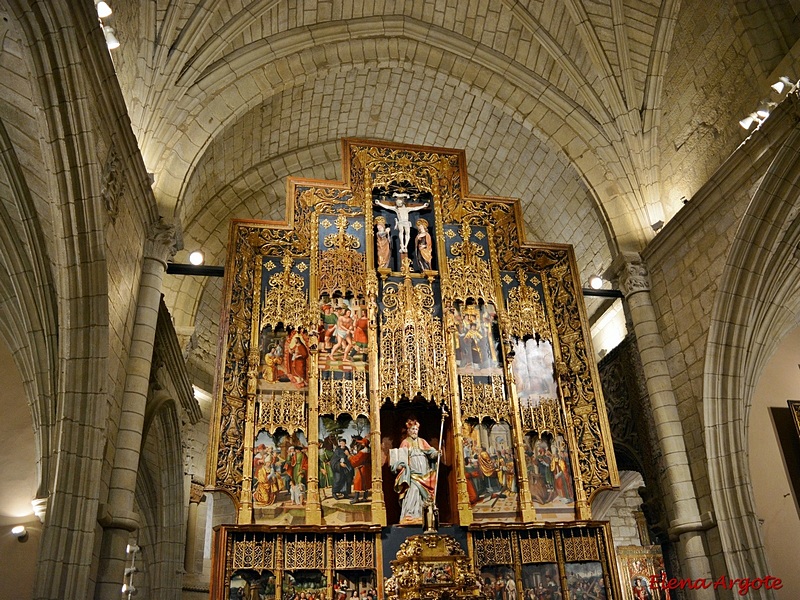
[208,140,620,599]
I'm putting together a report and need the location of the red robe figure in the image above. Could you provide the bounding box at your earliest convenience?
[349,437,372,503]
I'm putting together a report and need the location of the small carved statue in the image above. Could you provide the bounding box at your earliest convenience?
[374,192,428,254]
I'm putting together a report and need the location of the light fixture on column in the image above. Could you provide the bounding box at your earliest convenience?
[189,250,205,266]
[103,25,120,50]
[95,0,112,18]
[739,113,759,129]
[589,275,603,290]
[771,76,797,95]
[11,525,28,542]
[122,542,140,598]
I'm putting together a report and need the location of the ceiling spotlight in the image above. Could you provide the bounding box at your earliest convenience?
[189,251,204,266]
[103,25,120,50]
[11,525,28,542]
[95,0,112,18]
[589,275,603,290]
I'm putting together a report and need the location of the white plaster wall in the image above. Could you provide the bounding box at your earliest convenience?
[0,340,38,599]
[749,325,800,597]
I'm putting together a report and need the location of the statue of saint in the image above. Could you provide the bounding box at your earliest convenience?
[390,418,439,524]
[375,216,392,269]
[415,218,433,271]
[374,192,428,253]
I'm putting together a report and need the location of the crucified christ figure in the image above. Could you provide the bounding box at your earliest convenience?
[374,192,429,253]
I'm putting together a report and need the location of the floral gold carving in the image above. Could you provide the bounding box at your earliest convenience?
[473,534,513,568]
[562,531,599,562]
[459,375,507,422]
[284,535,326,570]
[261,255,314,331]
[379,260,449,405]
[319,370,369,418]
[232,534,276,570]
[384,534,484,600]
[445,222,495,304]
[519,533,557,563]
[505,270,551,341]
[520,397,564,435]
[255,391,307,434]
[319,215,366,299]
[334,534,375,569]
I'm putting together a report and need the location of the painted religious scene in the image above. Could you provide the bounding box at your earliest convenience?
[478,565,517,600]
[512,338,558,407]
[319,415,372,524]
[333,571,377,600]
[452,302,503,375]
[521,563,562,599]
[252,429,309,524]
[523,433,576,521]
[283,570,327,600]
[318,295,369,373]
[258,327,311,391]
[462,421,521,521]
[230,570,276,600]
[565,562,607,600]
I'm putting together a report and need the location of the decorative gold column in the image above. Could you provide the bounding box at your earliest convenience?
[238,255,263,524]
[488,227,536,522]
[364,174,386,523]
[307,213,322,524]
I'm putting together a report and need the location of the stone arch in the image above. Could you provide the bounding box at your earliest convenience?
[2,1,112,596]
[137,390,187,598]
[0,117,58,508]
[704,117,800,582]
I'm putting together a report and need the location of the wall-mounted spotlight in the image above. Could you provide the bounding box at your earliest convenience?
[11,525,28,542]
[189,250,205,266]
[739,113,759,129]
[103,25,120,50]
[651,220,664,232]
[589,275,603,290]
[771,76,797,95]
[95,0,112,18]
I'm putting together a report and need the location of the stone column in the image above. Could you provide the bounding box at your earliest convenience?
[184,481,206,573]
[96,218,176,598]
[612,252,713,593]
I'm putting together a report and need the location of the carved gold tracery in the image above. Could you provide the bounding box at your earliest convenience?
[472,534,513,568]
[505,270,551,341]
[520,397,564,435]
[379,260,449,404]
[255,391,307,434]
[319,370,369,417]
[284,535,326,570]
[459,375,507,422]
[333,534,375,569]
[232,535,277,570]
[562,530,600,562]
[318,215,366,298]
[546,259,612,498]
[260,254,315,330]
[445,222,495,304]
[519,533,557,563]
